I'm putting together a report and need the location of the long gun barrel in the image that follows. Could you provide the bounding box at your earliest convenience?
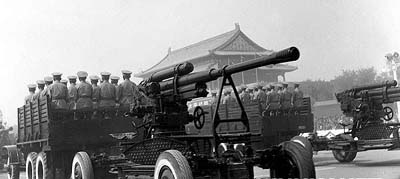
[158,47,300,91]
[145,62,194,82]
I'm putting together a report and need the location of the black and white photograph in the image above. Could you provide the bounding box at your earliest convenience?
[0,0,399,178]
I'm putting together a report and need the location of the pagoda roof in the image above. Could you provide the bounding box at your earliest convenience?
[135,24,274,78]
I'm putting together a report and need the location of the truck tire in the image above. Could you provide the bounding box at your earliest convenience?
[332,150,357,163]
[7,156,19,179]
[71,152,94,179]
[270,141,316,179]
[154,150,193,179]
[36,152,52,179]
[26,152,37,179]
[291,136,313,157]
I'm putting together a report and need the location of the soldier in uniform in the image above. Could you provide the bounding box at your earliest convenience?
[76,71,93,119]
[118,70,141,109]
[41,76,53,99]
[34,80,46,102]
[60,79,68,86]
[240,86,251,104]
[25,84,37,104]
[256,85,267,109]
[248,87,254,100]
[292,83,304,114]
[48,72,69,109]
[222,89,236,105]
[210,91,218,105]
[68,76,78,110]
[265,84,280,116]
[90,75,101,109]
[99,72,116,119]
[111,76,121,104]
[280,82,293,115]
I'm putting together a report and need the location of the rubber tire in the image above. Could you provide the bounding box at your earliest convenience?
[26,152,37,179]
[7,156,20,179]
[291,136,313,157]
[36,152,51,179]
[154,150,193,179]
[332,150,357,163]
[270,141,316,179]
[71,152,94,179]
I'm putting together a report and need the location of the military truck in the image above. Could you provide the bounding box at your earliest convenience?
[4,46,315,179]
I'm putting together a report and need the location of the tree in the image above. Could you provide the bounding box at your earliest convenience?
[331,67,377,93]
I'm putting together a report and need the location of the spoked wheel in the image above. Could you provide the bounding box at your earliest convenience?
[270,141,316,179]
[36,152,52,179]
[71,152,94,179]
[6,156,19,179]
[291,136,313,157]
[154,150,193,179]
[332,149,357,163]
[26,152,37,179]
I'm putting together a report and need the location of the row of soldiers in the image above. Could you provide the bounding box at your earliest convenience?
[212,82,304,114]
[24,70,142,111]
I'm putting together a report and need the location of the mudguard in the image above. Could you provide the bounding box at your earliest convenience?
[2,145,20,165]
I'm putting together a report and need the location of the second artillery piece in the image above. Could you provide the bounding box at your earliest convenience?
[310,80,400,162]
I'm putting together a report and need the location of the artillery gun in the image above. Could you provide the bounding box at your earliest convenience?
[3,47,316,179]
[310,80,400,162]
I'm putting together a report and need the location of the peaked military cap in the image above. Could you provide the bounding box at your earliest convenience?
[51,72,62,77]
[89,75,100,81]
[36,80,45,85]
[121,70,132,75]
[60,79,68,84]
[282,82,288,88]
[110,76,120,80]
[77,71,88,78]
[27,84,37,89]
[44,76,53,82]
[67,76,77,80]
[294,83,300,87]
[100,72,111,76]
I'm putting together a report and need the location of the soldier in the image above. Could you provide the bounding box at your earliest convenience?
[25,84,37,104]
[248,87,254,100]
[111,75,121,104]
[76,71,93,119]
[210,91,218,105]
[48,72,69,109]
[222,89,236,105]
[118,70,141,109]
[60,79,68,86]
[90,75,101,109]
[266,84,280,116]
[280,82,293,115]
[292,83,304,114]
[240,87,251,104]
[41,76,53,99]
[67,76,78,110]
[256,85,267,109]
[34,80,46,102]
[99,72,116,118]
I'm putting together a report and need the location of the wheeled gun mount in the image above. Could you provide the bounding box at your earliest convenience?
[133,47,300,149]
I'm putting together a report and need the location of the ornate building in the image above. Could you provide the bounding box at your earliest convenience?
[135,24,297,89]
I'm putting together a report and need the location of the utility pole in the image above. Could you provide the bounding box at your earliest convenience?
[385,52,400,122]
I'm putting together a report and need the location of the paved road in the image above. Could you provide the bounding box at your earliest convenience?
[2,149,400,179]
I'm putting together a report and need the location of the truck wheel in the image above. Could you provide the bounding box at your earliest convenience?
[154,150,193,179]
[71,152,94,179]
[26,152,37,179]
[36,152,52,179]
[270,141,316,179]
[332,150,357,163]
[7,156,19,179]
[291,136,313,157]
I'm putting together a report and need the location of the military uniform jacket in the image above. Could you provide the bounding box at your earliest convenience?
[49,82,69,109]
[256,91,267,103]
[99,81,116,107]
[40,87,50,100]
[222,95,236,105]
[76,81,93,109]
[92,85,100,102]
[292,88,304,107]
[118,79,141,107]
[34,89,44,102]
[24,93,36,104]
[266,91,280,110]
[280,89,292,109]
[239,92,251,104]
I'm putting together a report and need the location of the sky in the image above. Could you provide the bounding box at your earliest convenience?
[0,0,399,125]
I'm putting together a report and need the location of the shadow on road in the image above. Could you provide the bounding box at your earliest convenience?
[354,159,400,167]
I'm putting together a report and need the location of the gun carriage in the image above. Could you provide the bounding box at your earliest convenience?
[310,80,400,162]
[4,47,316,179]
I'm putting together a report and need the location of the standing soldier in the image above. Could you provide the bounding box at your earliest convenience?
[90,75,101,109]
[68,76,78,110]
[280,83,292,115]
[240,87,251,104]
[48,72,69,109]
[118,70,141,109]
[99,72,116,119]
[25,84,37,104]
[266,84,280,116]
[34,80,45,102]
[111,76,121,104]
[292,83,304,114]
[76,71,93,119]
[248,87,254,101]
[41,76,53,99]
[210,91,218,105]
[60,79,68,86]
[256,85,267,109]
[222,89,236,105]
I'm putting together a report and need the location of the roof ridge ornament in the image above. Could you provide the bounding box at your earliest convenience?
[235,23,240,30]
[168,47,172,55]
